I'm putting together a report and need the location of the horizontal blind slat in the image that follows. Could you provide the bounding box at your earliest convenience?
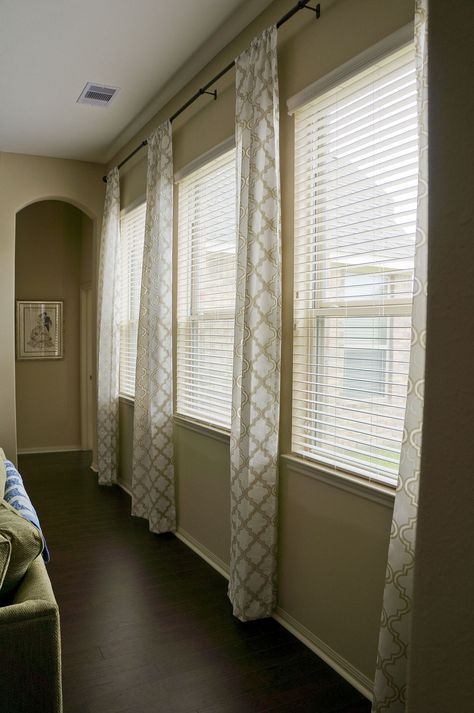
[292,42,417,487]
[119,202,146,398]
[177,147,236,430]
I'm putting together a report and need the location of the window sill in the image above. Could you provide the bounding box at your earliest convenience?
[116,405,394,507]
[280,454,395,508]
[173,415,230,444]
[119,394,135,406]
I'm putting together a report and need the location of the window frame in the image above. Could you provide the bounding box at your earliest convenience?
[289,29,418,489]
[175,143,237,432]
[118,197,146,401]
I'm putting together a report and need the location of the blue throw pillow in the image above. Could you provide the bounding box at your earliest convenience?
[3,461,50,563]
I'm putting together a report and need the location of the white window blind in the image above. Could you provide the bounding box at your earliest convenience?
[292,42,418,487]
[177,148,236,430]
[119,201,146,398]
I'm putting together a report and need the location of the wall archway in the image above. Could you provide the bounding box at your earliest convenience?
[15,195,97,223]
[0,152,104,460]
[15,200,95,457]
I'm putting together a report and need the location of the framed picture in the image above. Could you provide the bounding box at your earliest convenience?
[16,301,63,360]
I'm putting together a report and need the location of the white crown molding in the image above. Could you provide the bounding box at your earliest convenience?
[105,0,274,164]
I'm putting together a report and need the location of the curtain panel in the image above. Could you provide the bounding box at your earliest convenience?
[372,2,429,711]
[131,122,176,534]
[229,26,282,622]
[97,167,121,486]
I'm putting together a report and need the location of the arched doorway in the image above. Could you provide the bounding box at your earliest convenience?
[15,199,94,456]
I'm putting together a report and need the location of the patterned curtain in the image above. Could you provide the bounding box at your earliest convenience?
[228,26,281,622]
[97,167,121,486]
[372,3,428,711]
[131,122,176,534]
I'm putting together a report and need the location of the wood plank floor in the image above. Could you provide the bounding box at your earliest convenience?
[19,451,371,713]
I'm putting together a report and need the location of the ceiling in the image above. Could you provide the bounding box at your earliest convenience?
[0,0,273,164]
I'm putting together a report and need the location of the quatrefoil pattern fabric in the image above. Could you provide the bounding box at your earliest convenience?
[131,122,176,534]
[228,26,282,622]
[372,3,428,711]
[97,167,121,486]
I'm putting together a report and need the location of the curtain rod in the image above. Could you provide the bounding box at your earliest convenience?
[103,1,320,183]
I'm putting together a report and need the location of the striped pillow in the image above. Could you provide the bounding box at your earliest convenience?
[0,449,6,499]
[4,461,50,562]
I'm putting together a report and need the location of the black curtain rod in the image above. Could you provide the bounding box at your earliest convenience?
[103,1,320,183]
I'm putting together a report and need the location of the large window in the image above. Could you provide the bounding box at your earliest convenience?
[119,202,146,398]
[176,148,236,430]
[292,42,418,486]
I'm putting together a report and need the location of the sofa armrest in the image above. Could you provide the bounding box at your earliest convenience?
[0,557,62,713]
[10,554,57,606]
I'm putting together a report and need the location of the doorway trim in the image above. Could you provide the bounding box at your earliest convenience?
[80,284,94,451]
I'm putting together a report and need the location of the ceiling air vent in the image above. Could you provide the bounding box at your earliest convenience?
[77,82,119,107]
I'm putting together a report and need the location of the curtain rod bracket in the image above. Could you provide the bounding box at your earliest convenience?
[199,88,217,100]
[104,1,321,179]
[299,2,320,18]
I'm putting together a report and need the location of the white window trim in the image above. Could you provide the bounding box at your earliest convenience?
[173,414,230,444]
[176,145,237,431]
[119,199,146,400]
[119,394,135,406]
[287,23,414,116]
[281,454,395,508]
[174,136,235,183]
[120,193,146,218]
[289,30,418,491]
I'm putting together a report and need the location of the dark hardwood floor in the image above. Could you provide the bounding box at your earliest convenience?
[19,451,371,713]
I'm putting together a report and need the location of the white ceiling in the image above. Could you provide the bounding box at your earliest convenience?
[0,0,273,164]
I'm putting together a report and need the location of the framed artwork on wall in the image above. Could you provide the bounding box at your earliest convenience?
[16,301,63,360]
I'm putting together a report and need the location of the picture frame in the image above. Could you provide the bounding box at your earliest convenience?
[16,301,63,360]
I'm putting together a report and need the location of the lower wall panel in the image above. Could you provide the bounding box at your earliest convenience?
[277,460,392,685]
[174,423,231,568]
[118,404,392,689]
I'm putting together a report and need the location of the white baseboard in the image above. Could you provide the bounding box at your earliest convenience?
[17,445,83,455]
[171,528,373,701]
[175,527,230,580]
[273,607,374,701]
[89,467,132,497]
[93,477,373,701]
[116,479,132,497]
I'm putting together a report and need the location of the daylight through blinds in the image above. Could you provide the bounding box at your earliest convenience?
[177,148,236,429]
[292,43,418,486]
[119,202,145,398]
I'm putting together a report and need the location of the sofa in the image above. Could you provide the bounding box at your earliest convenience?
[0,452,62,713]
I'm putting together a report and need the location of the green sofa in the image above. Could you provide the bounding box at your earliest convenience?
[0,453,62,713]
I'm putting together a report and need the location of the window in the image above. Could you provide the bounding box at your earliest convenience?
[292,41,418,486]
[176,148,236,430]
[119,201,146,398]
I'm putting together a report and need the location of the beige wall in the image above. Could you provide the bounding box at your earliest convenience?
[0,152,104,461]
[80,212,94,286]
[114,0,414,690]
[407,3,474,712]
[15,200,91,451]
